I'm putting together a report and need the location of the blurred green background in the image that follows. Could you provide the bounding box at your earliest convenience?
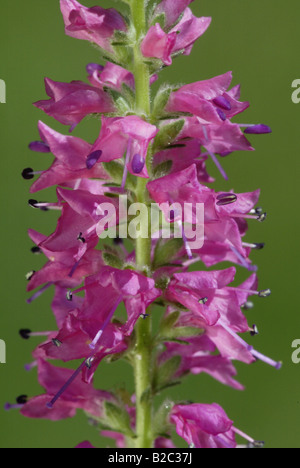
[0,0,299,448]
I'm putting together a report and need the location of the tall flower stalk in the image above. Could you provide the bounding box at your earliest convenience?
[10,0,281,448]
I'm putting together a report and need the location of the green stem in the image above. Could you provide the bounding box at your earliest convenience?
[130,0,153,449]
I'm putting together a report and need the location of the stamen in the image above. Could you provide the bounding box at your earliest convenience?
[206,148,229,181]
[26,270,36,281]
[121,140,132,191]
[86,150,102,170]
[28,141,51,153]
[229,245,258,272]
[31,246,42,254]
[132,154,145,174]
[52,339,62,348]
[177,219,193,260]
[242,301,254,310]
[218,320,253,351]
[250,325,259,337]
[229,212,267,222]
[250,207,263,215]
[202,125,229,180]
[77,232,86,243]
[257,212,267,222]
[24,361,38,372]
[113,237,123,245]
[86,63,104,76]
[216,193,237,206]
[213,96,232,111]
[140,313,150,319]
[22,168,35,180]
[46,360,88,409]
[89,295,122,350]
[198,297,208,305]
[258,289,271,297]
[66,291,73,301]
[16,395,28,405]
[19,330,51,339]
[27,282,53,304]
[4,402,25,411]
[28,200,62,211]
[242,242,265,250]
[251,350,282,370]
[19,329,32,340]
[243,124,272,135]
[232,427,264,448]
[219,320,281,368]
[216,108,227,121]
[86,357,95,369]
[68,260,81,278]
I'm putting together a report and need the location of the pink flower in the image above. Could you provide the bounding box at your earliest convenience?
[20,359,114,421]
[170,9,211,56]
[60,0,127,53]
[90,116,158,177]
[34,78,115,129]
[153,0,195,29]
[76,441,95,448]
[141,10,211,66]
[159,334,244,390]
[153,140,214,184]
[167,72,249,123]
[87,62,135,92]
[29,121,109,193]
[141,24,177,66]
[170,403,236,448]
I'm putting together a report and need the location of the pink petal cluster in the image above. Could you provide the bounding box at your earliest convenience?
[13,0,279,449]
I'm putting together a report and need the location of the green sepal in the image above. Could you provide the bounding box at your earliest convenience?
[103,252,124,270]
[152,85,174,118]
[153,119,185,152]
[153,238,183,269]
[103,401,135,437]
[153,399,174,438]
[152,160,173,180]
[153,356,181,392]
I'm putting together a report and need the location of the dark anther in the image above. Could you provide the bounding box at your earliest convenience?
[66,291,73,302]
[26,271,36,281]
[77,232,86,243]
[16,395,28,405]
[19,329,32,340]
[22,168,34,180]
[250,325,259,337]
[259,289,271,298]
[52,339,62,348]
[257,212,267,222]
[199,297,208,305]
[31,246,42,254]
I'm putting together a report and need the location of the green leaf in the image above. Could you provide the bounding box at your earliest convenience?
[153,400,174,437]
[153,119,185,152]
[103,161,123,183]
[153,356,181,392]
[152,160,173,180]
[153,238,183,269]
[152,86,172,118]
[104,401,135,437]
[160,311,180,332]
[168,326,204,339]
[103,252,124,270]
[102,161,136,190]
[150,12,166,29]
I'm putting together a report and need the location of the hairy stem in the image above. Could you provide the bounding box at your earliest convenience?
[130,0,154,449]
